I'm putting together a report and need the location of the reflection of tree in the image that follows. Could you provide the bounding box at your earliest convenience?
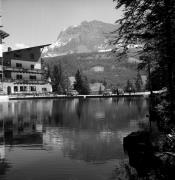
[75,99,83,120]
[124,97,133,107]
[51,100,65,126]
[112,98,119,105]
[0,144,11,177]
[135,98,145,114]
[75,99,88,120]
[0,160,11,177]
[46,98,148,131]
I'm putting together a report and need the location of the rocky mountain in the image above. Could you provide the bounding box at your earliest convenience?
[43,20,118,57]
[43,20,145,91]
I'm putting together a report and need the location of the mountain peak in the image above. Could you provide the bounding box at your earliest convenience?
[43,20,118,57]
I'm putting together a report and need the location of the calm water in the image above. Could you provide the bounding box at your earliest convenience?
[0,97,148,180]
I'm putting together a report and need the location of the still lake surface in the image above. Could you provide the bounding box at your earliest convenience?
[0,97,148,180]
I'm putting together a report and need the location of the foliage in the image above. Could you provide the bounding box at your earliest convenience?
[50,63,70,94]
[125,79,135,93]
[135,71,143,92]
[113,0,175,123]
[98,85,103,94]
[74,70,90,95]
[43,51,140,89]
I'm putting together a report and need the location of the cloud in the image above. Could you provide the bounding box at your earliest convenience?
[14,43,29,50]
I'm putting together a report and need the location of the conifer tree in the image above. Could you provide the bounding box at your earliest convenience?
[135,72,143,92]
[51,63,69,94]
[74,70,90,95]
[98,85,102,94]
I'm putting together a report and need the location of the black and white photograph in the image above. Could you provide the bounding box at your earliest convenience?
[0,0,175,179]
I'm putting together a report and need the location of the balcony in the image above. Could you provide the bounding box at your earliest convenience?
[14,79,47,84]
[1,78,48,84]
[4,67,44,74]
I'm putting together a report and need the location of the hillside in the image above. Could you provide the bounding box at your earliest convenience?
[43,51,143,89]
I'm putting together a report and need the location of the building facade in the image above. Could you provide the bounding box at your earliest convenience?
[0,29,9,94]
[1,45,52,94]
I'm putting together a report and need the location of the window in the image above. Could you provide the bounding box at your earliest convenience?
[24,86,27,91]
[14,86,18,92]
[20,86,24,91]
[30,86,36,91]
[31,64,34,70]
[16,63,22,68]
[42,88,47,92]
[29,75,36,80]
[16,74,22,79]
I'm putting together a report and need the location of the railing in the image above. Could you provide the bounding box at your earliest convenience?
[4,67,44,74]
[1,78,49,84]
[14,79,48,84]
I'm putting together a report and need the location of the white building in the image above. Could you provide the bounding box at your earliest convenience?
[1,45,52,94]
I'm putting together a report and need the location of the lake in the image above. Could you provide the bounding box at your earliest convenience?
[0,97,148,180]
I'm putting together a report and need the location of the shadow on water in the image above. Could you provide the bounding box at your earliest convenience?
[0,98,148,180]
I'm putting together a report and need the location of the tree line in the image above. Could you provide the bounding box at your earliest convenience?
[46,63,90,95]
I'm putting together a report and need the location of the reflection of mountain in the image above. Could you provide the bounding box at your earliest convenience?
[0,98,148,165]
[43,127,124,162]
[41,98,148,162]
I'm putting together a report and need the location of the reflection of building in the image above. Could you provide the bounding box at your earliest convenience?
[1,45,52,94]
[0,111,43,146]
[0,119,43,145]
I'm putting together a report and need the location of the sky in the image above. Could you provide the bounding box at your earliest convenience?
[1,0,122,50]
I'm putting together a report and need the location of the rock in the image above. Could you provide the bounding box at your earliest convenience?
[123,131,159,177]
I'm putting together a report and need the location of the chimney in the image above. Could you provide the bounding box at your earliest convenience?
[8,47,12,52]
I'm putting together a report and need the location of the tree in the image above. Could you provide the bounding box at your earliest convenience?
[98,85,103,94]
[113,0,175,123]
[125,80,135,93]
[74,70,90,95]
[135,71,143,92]
[51,63,69,94]
[102,79,107,88]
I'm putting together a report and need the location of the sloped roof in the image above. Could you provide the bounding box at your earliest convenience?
[0,30,9,39]
[6,44,51,53]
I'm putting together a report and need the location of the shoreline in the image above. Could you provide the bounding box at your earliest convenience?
[0,90,164,101]
[8,93,147,100]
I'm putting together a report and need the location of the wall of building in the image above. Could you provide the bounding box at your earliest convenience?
[11,72,42,81]
[11,59,41,69]
[0,46,52,94]
[0,82,52,94]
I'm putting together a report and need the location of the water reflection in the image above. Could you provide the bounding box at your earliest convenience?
[0,98,148,180]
